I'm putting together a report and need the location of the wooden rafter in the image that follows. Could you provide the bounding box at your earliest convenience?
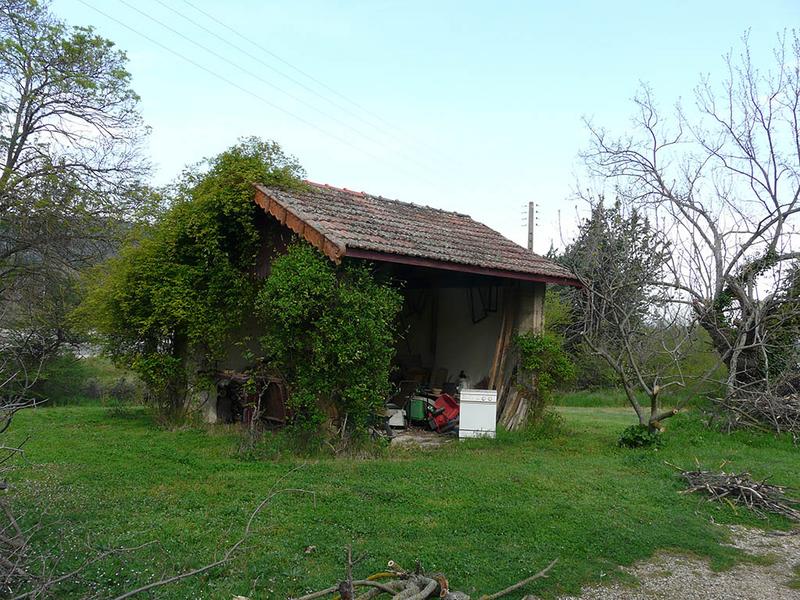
[254,185,347,263]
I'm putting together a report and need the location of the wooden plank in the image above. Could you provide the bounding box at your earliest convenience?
[285,212,304,234]
[489,288,512,390]
[268,202,286,224]
[254,189,269,210]
[304,227,324,250]
[345,248,581,287]
[495,286,522,419]
[323,239,343,263]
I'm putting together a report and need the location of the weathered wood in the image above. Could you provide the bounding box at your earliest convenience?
[268,201,287,224]
[323,239,344,263]
[517,282,545,334]
[489,288,514,390]
[285,211,304,235]
[496,283,548,430]
[494,287,519,407]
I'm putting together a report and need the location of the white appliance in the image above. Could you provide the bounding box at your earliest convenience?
[458,389,497,439]
[386,407,406,428]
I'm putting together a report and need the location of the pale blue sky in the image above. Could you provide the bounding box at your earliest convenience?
[53,0,799,249]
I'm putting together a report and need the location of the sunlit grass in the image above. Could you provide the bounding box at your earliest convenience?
[9,402,798,599]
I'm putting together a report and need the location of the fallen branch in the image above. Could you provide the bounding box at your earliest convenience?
[716,391,800,443]
[479,558,558,600]
[294,579,401,600]
[111,464,314,600]
[292,556,559,600]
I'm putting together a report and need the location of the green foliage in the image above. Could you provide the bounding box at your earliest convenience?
[618,424,663,449]
[0,0,149,403]
[32,354,95,406]
[32,354,143,407]
[256,243,402,432]
[517,331,576,401]
[76,138,304,411]
[765,261,800,382]
[544,290,617,388]
[240,427,391,461]
[543,289,572,334]
[515,331,575,426]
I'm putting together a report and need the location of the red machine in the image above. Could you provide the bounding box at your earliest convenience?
[427,393,459,433]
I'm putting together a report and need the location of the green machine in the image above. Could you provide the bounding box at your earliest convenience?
[408,396,429,422]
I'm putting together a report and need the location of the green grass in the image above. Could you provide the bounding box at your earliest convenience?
[553,388,714,409]
[7,404,798,599]
[34,354,139,406]
[553,389,633,407]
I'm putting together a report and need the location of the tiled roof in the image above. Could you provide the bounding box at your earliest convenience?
[254,181,579,285]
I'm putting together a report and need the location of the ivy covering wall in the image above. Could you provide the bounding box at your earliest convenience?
[77,138,403,432]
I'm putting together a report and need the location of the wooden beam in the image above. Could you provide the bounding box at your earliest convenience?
[345,248,581,287]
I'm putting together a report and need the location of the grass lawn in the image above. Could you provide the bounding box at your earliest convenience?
[7,402,798,599]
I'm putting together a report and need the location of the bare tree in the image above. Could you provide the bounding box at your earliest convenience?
[0,310,46,595]
[582,32,800,412]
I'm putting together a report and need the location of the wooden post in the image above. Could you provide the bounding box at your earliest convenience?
[496,282,546,430]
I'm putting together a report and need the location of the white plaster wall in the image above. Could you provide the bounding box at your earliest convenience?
[432,287,504,386]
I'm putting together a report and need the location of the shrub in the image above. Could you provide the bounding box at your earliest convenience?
[618,424,663,449]
[516,332,576,423]
[75,138,305,416]
[105,377,142,404]
[256,243,402,434]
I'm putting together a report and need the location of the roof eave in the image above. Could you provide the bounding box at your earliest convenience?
[344,248,582,287]
[254,184,582,287]
[254,185,347,263]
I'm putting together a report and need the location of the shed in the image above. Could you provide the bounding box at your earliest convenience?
[205,181,580,429]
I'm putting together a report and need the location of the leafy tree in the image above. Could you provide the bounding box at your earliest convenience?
[561,199,689,431]
[256,243,403,434]
[0,0,149,399]
[765,262,800,387]
[0,0,148,284]
[1,1,147,592]
[77,138,304,414]
[516,331,575,423]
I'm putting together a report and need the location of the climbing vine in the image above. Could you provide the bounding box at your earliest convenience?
[516,332,575,422]
[76,138,305,414]
[256,243,403,433]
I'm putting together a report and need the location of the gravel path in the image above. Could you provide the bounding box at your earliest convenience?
[558,526,800,599]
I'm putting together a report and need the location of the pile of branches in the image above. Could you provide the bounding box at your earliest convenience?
[679,469,800,522]
[289,549,558,600]
[715,390,800,443]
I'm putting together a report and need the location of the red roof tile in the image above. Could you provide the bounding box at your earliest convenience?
[254,181,579,285]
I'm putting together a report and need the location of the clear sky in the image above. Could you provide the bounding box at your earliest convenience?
[52,0,799,250]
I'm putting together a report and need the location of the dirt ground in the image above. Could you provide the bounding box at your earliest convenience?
[557,526,800,600]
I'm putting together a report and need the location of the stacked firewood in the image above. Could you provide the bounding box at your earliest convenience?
[680,469,800,522]
[289,551,558,600]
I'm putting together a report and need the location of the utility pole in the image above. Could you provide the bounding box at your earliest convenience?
[527,201,536,253]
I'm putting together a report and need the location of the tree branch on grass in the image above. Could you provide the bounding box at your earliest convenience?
[290,554,558,600]
[110,465,314,600]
